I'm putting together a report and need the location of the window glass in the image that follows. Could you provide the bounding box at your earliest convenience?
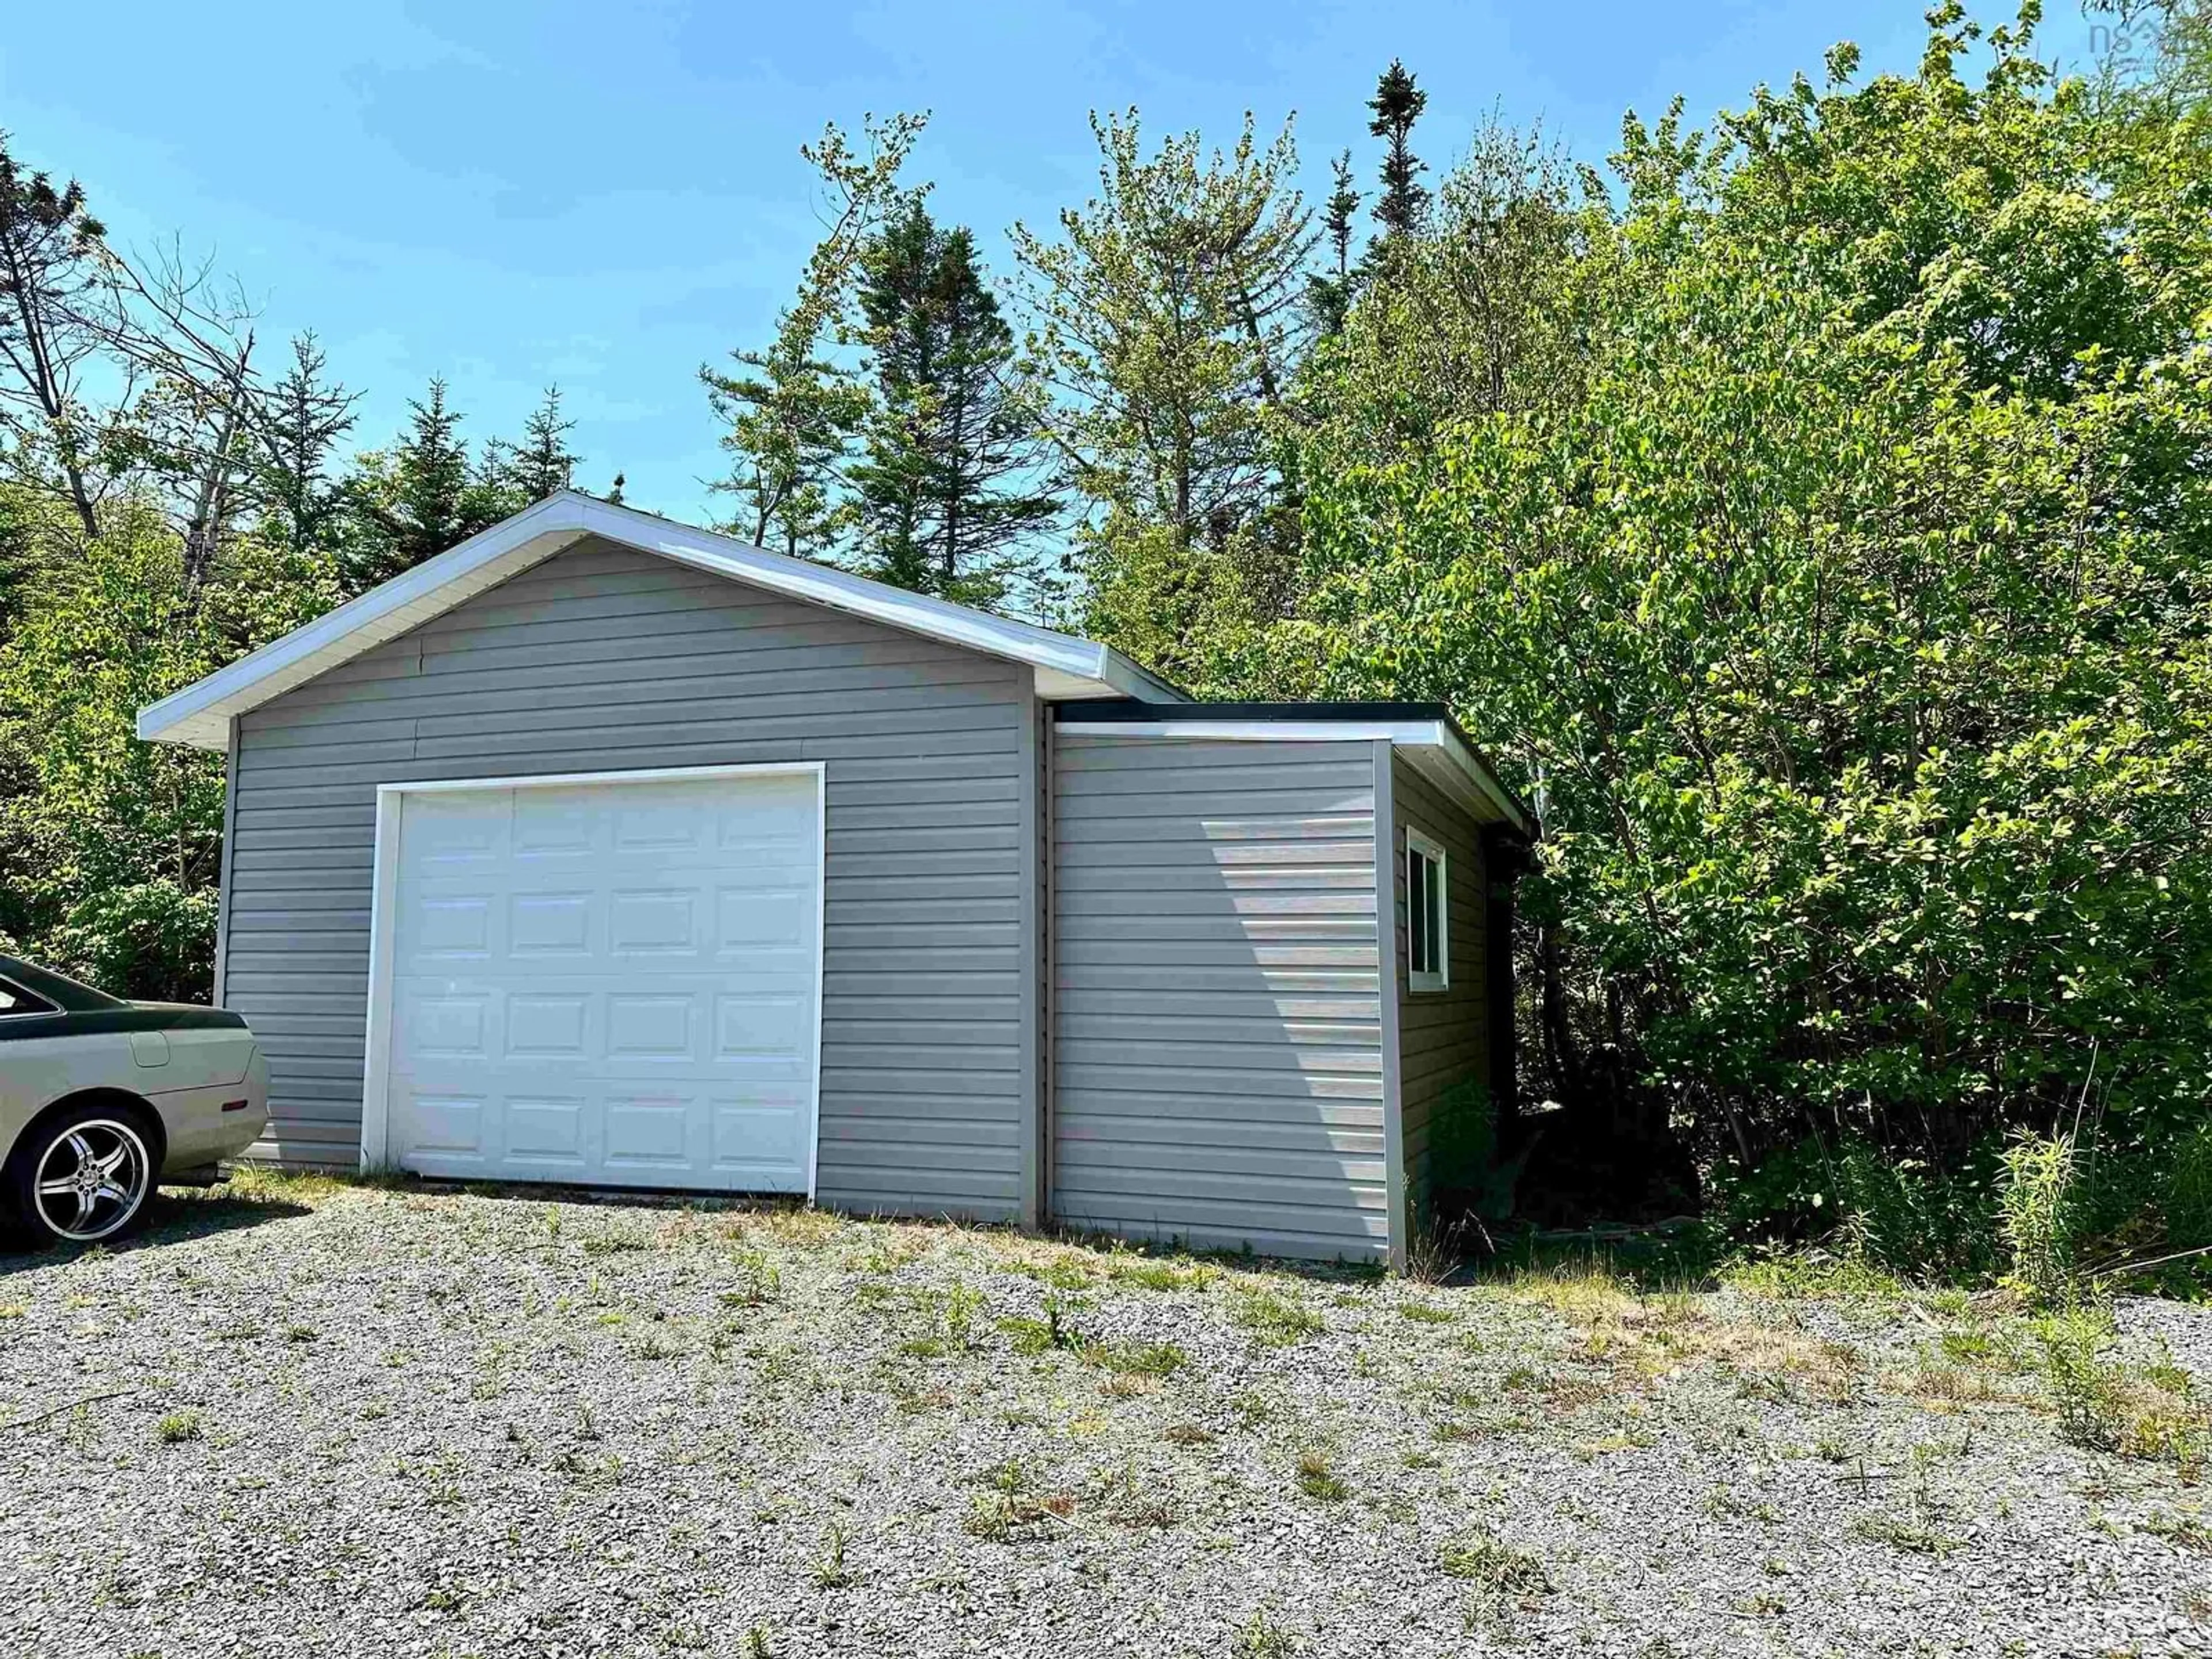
[0,979,54,1016]
[1406,833,1449,991]
[1408,853,1429,968]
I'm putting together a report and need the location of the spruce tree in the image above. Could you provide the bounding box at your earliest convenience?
[344,377,507,590]
[1369,60,1430,239]
[1308,150,1362,333]
[507,384,580,501]
[252,332,357,556]
[850,199,1056,604]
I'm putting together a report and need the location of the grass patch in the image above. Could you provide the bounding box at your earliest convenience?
[155,1410,201,1444]
[1233,1289,1325,1346]
[1440,1532,1551,1596]
[1721,1251,1910,1304]
[1090,1340,1188,1377]
[964,1457,1077,1541]
[2140,1510,2212,1553]
[811,1522,854,1588]
[1003,1252,1096,1291]
[2037,1312,2211,1475]
[1235,1609,1298,1657]
[718,1247,781,1306]
[1108,1257,1219,1293]
[1848,1511,1958,1557]
[1293,1449,1348,1502]
[1001,1292,1091,1357]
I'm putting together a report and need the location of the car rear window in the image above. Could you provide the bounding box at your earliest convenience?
[0,979,55,1016]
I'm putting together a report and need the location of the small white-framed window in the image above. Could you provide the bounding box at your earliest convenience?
[1406,829,1449,993]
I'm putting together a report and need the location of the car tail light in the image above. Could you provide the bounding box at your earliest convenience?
[221,1099,252,1112]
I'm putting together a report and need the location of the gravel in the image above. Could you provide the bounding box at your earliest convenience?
[1,1177,2208,1658]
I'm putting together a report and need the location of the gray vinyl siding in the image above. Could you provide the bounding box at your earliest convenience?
[1050,736,1387,1261]
[1391,752,1490,1232]
[223,536,1033,1221]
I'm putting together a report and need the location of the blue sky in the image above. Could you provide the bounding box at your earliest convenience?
[2,0,2103,523]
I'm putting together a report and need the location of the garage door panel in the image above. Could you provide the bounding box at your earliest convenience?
[503,1094,588,1166]
[506,993,589,1056]
[382,770,821,1193]
[715,992,809,1058]
[607,888,700,955]
[406,793,508,866]
[408,992,490,1057]
[717,884,810,952]
[511,791,596,855]
[406,1092,488,1157]
[605,993,695,1059]
[410,895,494,961]
[603,1091,701,1169]
[510,891,593,955]
[711,1095,808,1185]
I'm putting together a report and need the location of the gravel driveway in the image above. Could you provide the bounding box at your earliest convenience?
[2,1175,2208,1658]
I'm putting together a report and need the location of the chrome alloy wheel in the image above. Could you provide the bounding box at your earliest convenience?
[31,1119,151,1243]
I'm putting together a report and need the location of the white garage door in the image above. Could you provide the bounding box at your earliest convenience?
[370,767,823,1194]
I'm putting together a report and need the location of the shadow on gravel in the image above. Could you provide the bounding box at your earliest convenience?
[0,1187,310,1274]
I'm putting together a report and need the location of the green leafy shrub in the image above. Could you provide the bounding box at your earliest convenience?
[1999,1135,2086,1304]
[2163,1122,2212,1256]
[1271,6,2212,1247]
[1831,1141,1998,1283]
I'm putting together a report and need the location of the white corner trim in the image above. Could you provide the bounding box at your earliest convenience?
[358,760,830,1200]
[358,785,403,1173]
[140,492,1184,750]
[1056,717,1533,835]
[1371,741,1407,1273]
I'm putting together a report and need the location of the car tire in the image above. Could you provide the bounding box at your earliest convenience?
[4,1101,160,1248]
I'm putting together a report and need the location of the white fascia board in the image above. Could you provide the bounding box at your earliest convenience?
[581,497,1137,694]
[138,493,1187,749]
[137,498,586,749]
[1058,716,1533,835]
[1403,733,1535,836]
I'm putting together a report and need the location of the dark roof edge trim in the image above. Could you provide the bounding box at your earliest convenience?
[1051,699,1537,836]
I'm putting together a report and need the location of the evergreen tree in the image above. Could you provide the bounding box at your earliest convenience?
[506,384,581,501]
[252,332,357,556]
[344,377,506,591]
[392,377,470,546]
[704,113,924,559]
[1369,60,1430,239]
[1308,150,1362,333]
[850,200,1057,603]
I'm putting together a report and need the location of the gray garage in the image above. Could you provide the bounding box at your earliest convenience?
[139,493,1533,1266]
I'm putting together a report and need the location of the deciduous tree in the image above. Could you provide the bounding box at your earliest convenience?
[1010,110,1313,672]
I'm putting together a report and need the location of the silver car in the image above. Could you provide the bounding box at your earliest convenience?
[0,955,270,1245]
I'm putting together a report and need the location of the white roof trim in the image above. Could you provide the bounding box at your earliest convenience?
[137,493,1185,749]
[1056,717,1534,836]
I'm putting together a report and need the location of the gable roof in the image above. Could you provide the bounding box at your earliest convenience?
[137,492,1188,749]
